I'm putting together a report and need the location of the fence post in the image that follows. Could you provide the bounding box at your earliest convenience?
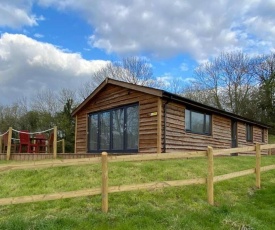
[207,146,214,205]
[102,152,108,213]
[268,148,272,156]
[53,126,57,159]
[255,143,261,189]
[7,127,12,161]
[62,139,65,154]
[0,135,2,154]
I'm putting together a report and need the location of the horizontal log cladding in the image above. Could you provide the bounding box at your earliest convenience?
[165,102,231,152]
[74,83,268,154]
[75,84,159,153]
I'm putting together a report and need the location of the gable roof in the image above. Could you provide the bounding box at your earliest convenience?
[72,78,162,116]
[72,78,269,128]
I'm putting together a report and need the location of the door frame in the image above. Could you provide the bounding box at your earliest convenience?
[231,120,238,148]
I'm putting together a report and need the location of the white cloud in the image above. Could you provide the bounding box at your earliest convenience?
[156,73,172,87]
[1,0,275,64]
[180,62,189,72]
[0,33,108,104]
[0,1,40,28]
[36,0,275,61]
[34,33,44,38]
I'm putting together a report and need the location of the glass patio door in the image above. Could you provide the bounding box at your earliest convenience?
[88,104,139,153]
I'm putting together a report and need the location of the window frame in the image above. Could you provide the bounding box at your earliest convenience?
[185,109,212,135]
[246,124,253,142]
[87,103,139,153]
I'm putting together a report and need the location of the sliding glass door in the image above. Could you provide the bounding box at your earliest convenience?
[88,104,139,153]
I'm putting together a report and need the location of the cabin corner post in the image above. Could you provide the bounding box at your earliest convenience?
[53,126,57,159]
[255,143,261,189]
[74,115,77,154]
[6,127,13,161]
[207,146,214,205]
[101,152,108,213]
[157,97,162,153]
[0,135,2,154]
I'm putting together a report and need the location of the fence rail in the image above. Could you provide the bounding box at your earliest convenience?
[0,126,65,160]
[0,143,274,212]
[0,151,207,172]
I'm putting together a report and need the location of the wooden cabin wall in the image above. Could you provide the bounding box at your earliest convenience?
[75,84,159,154]
[164,101,267,152]
[237,122,267,147]
[164,102,231,152]
[75,86,268,154]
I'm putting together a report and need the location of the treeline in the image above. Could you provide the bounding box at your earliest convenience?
[182,52,275,134]
[0,89,78,152]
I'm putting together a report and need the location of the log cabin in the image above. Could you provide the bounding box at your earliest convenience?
[72,78,269,154]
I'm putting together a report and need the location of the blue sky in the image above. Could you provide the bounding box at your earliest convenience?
[0,0,275,105]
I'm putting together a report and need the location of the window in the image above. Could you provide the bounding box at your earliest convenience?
[246,124,253,142]
[185,109,211,135]
[88,104,139,153]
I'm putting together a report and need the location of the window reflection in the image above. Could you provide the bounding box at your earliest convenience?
[89,114,98,150]
[100,112,110,150]
[126,105,139,149]
[185,109,211,135]
[112,108,124,150]
[88,104,139,152]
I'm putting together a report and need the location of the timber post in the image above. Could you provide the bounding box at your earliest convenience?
[102,152,108,213]
[0,135,2,154]
[53,126,57,159]
[74,115,77,154]
[157,97,162,153]
[207,146,214,205]
[7,127,12,161]
[62,139,65,154]
[255,143,261,189]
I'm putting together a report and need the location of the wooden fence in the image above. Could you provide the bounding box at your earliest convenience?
[0,143,274,212]
[0,126,65,160]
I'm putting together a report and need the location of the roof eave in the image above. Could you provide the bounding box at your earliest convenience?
[72,78,163,116]
[162,91,270,129]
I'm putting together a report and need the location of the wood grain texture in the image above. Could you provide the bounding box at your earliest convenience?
[76,84,159,153]
[214,169,255,182]
[255,143,261,188]
[74,84,268,154]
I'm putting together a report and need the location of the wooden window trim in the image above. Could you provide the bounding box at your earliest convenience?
[185,109,212,135]
[246,124,253,142]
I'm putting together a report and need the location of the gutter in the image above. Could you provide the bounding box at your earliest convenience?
[162,92,270,129]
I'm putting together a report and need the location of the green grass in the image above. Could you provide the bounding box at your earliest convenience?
[268,134,275,144]
[0,156,275,229]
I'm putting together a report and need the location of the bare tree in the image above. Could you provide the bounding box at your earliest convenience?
[253,53,275,129]
[164,78,186,95]
[184,51,258,117]
[30,89,59,116]
[58,88,80,109]
[78,57,163,99]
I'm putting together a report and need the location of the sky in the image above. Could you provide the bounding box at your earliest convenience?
[0,0,275,105]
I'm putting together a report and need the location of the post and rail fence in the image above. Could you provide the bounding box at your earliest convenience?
[0,143,274,212]
[0,126,65,160]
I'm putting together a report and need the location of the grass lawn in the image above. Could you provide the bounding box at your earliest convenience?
[0,156,275,229]
[268,134,275,144]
